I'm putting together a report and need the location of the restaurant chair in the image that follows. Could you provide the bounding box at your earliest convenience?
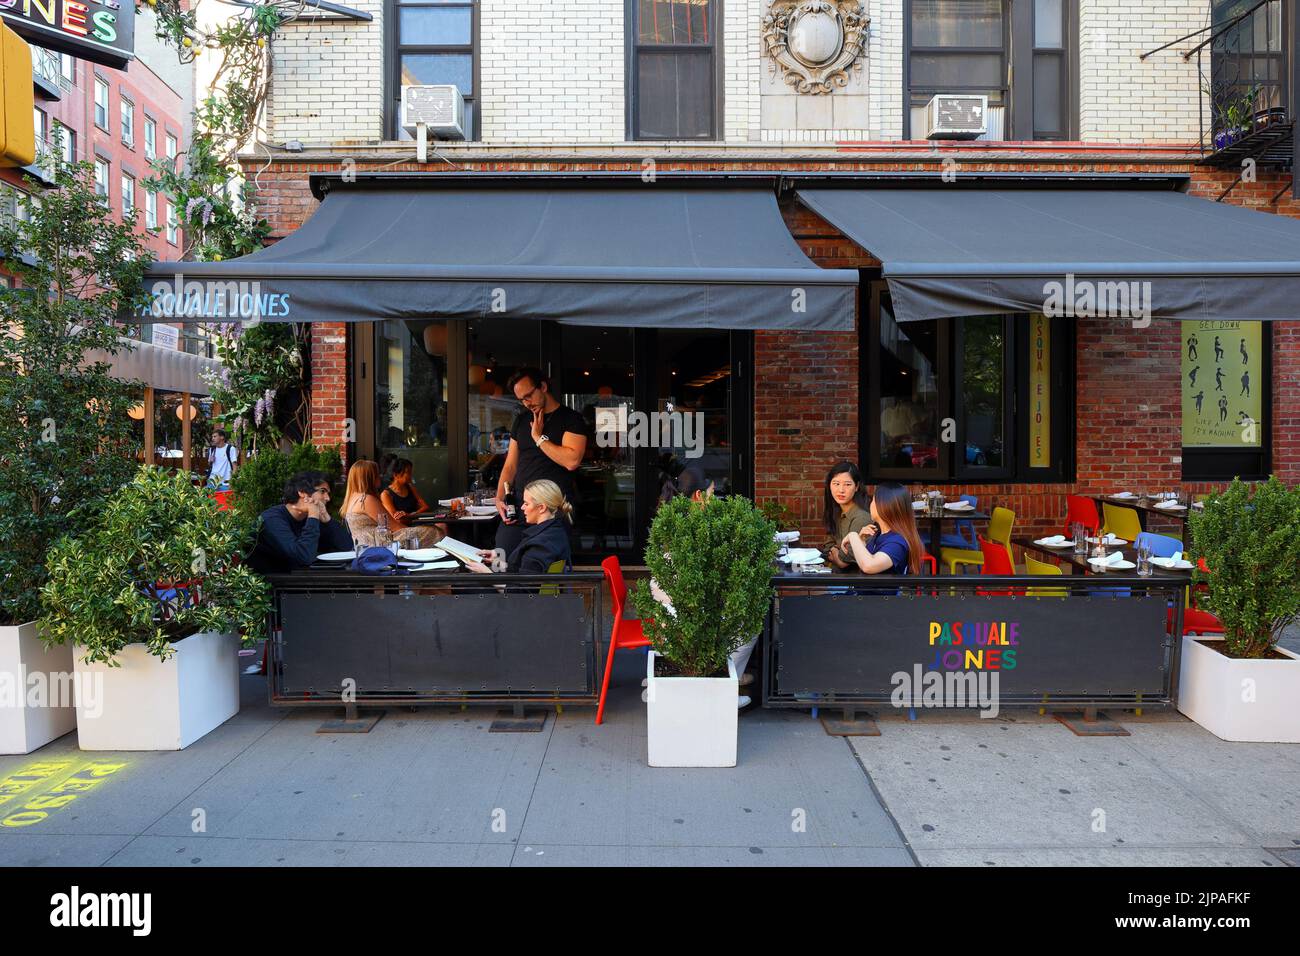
[1135,531,1181,559]
[1063,495,1100,538]
[940,506,1014,575]
[1101,502,1142,543]
[1023,555,1066,597]
[939,495,978,549]
[538,559,567,597]
[596,555,652,725]
[975,535,1017,596]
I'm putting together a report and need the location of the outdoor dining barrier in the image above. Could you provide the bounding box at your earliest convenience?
[763,573,1187,732]
[264,570,604,729]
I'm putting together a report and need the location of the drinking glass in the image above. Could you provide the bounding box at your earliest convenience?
[1073,522,1088,555]
[1136,542,1153,577]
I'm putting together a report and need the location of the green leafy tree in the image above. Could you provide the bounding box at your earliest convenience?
[632,495,778,677]
[1189,476,1300,658]
[202,322,309,453]
[40,467,271,665]
[0,164,153,625]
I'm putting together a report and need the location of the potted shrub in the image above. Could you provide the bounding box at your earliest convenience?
[632,495,777,767]
[0,164,151,753]
[1179,476,1300,743]
[228,440,343,530]
[40,468,271,750]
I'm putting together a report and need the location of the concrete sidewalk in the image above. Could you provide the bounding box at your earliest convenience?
[1,635,1296,867]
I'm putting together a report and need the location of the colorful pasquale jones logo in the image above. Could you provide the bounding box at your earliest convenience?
[1,0,134,69]
[890,619,1019,719]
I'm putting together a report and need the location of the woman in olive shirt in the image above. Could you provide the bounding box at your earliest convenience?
[822,461,872,571]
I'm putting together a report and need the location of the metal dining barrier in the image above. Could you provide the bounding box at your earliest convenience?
[265,572,604,707]
[763,575,1186,711]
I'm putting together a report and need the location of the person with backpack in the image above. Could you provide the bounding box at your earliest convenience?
[206,430,238,490]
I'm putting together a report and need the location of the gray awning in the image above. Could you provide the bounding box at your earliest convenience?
[796,187,1300,322]
[82,336,222,395]
[139,186,856,331]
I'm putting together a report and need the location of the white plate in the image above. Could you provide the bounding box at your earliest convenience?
[466,505,498,516]
[415,560,460,571]
[438,498,497,508]
[1110,491,1135,499]
[944,503,974,511]
[1151,557,1193,571]
[1034,538,1072,548]
[317,551,356,562]
[912,501,926,511]
[1087,535,1125,545]
[1154,502,1186,511]
[398,548,445,562]
[1088,557,1135,571]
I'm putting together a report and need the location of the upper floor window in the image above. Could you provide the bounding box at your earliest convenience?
[53,123,74,164]
[1209,0,1286,145]
[144,117,157,161]
[121,98,135,148]
[906,0,1076,140]
[93,77,109,130]
[628,0,720,140]
[59,53,75,85]
[389,0,478,141]
[145,190,158,230]
[165,202,178,245]
[121,174,135,218]
[93,159,110,203]
[166,133,178,160]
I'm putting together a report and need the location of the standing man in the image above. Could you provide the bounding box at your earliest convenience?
[206,429,238,490]
[494,367,588,554]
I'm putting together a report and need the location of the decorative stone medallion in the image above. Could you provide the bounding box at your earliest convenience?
[762,1,869,95]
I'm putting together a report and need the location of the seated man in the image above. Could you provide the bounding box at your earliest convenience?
[247,471,353,574]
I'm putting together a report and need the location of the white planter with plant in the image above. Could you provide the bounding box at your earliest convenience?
[633,495,777,768]
[0,164,149,753]
[1178,476,1300,743]
[0,623,77,755]
[40,468,271,751]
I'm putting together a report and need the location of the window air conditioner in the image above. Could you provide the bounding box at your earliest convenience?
[401,85,465,140]
[925,94,988,139]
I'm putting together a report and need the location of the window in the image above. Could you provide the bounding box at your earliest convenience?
[906,0,1076,140]
[628,0,719,140]
[53,123,74,164]
[59,53,76,84]
[94,77,109,130]
[121,174,135,218]
[166,133,178,159]
[390,0,478,141]
[1180,321,1271,480]
[165,203,178,245]
[121,98,135,147]
[145,190,158,230]
[1209,1,1286,143]
[32,107,46,148]
[863,285,1074,482]
[144,117,156,160]
[93,159,110,203]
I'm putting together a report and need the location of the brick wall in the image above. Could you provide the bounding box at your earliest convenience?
[240,153,1300,547]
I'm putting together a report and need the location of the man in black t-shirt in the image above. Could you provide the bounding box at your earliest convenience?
[494,367,588,553]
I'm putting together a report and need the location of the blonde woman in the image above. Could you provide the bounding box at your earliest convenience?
[468,479,572,574]
[342,460,440,549]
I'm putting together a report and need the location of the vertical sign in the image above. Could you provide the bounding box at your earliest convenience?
[1181,320,1262,447]
[1028,312,1051,468]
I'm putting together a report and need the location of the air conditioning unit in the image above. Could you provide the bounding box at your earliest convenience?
[925,94,988,139]
[401,85,465,140]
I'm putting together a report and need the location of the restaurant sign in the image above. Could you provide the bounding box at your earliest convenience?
[1028,312,1051,468]
[0,0,134,70]
[1180,320,1262,449]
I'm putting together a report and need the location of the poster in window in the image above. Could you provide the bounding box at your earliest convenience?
[1180,320,1262,448]
[1028,312,1051,468]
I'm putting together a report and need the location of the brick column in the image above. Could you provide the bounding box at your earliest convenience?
[310,322,349,467]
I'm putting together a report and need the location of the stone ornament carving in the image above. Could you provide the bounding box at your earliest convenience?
[762,0,869,95]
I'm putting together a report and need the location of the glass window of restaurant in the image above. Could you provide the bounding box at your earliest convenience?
[862,283,1074,483]
[354,319,751,558]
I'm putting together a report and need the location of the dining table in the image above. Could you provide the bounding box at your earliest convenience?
[914,506,990,560]
[1092,494,1202,542]
[1011,534,1196,578]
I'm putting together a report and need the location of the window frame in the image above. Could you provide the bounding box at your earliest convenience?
[120,96,135,148]
[143,116,157,161]
[93,158,111,204]
[59,53,76,85]
[626,0,725,142]
[165,202,179,245]
[121,173,135,218]
[93,76,110,131]
[165,132,178,160]
[145,190,158,230]
[384,0,481,142]
[860,280,1076,484]
[1181,323,1273,481]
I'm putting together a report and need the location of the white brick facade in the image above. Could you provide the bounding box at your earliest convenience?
[262,0,1209,148]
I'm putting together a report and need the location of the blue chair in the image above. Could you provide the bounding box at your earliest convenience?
[939,495,978,549]
[1135,531,1182,558]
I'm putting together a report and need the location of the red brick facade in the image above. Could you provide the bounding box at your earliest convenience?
[241,151,1300,546]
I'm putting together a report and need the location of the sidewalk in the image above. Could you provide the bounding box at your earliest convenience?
[0,632,1296,867]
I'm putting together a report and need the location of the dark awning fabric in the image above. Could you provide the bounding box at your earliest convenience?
[139,187,856,331]
[796,188,1300,322]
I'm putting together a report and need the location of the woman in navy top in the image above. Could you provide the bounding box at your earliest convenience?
[839,481,926,575]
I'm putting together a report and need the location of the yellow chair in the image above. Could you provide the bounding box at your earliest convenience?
[539,559,567,596]
[940,506,1015,574]
[1101,502,1142,543]
[1024,554,1067,597]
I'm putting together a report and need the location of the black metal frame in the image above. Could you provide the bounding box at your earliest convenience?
[383,0,481,142]
[762,573,1186,711]
[625,0,725,141]
[265,571,604,707]
[1181,321,1274,481]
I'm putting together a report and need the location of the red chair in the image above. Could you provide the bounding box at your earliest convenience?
[1063,495,1100,538]
[596,556,652,725]
[1167,556,1224,636]
[212,490,234,511]
[976,536,1017,595]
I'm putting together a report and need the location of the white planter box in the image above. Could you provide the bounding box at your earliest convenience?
[73,631,240,751]
[1178,636,1300,743]
[0,622,77,755]
[645,651,738,768]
